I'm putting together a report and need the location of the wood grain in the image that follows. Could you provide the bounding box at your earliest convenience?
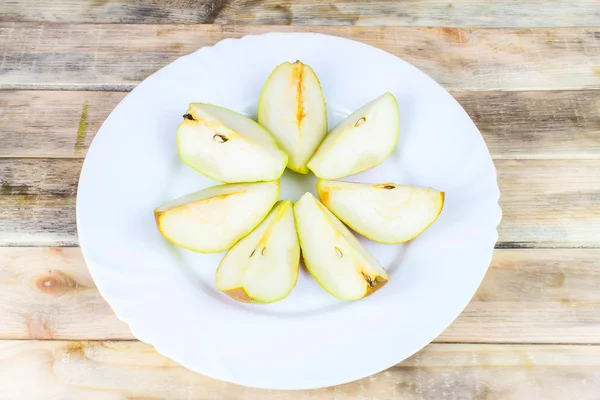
[1,23,600,91]
[2,90,600,159]
[0,196,76,247]
[1,0,599,28]
[1,247,599,342]
[2,158,599,247]
[0,4,595,396]
[0,340,599,399]
[453,90,600,160]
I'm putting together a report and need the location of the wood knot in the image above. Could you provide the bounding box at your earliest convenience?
[36,270,79,295]
[437,28,471,44]
[63,341,91,361]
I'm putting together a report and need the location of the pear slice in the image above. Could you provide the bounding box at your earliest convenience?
[154,181,279,253]
[294,192,389,300]
[258,61,328,174]
[216,200,300,303]
[177,103,288,183]
[308,93,400,179]
[317,180,444,244]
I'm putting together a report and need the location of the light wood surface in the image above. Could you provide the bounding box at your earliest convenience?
[1,340,599,400]
[2,158,599,247]
[1,247,599,342]
[1,0,599,27]
[2,90,599,159]
[0,5,599,397]
[1,24,600,91]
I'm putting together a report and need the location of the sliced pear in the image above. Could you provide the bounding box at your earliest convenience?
[317,180,444,244]
[154,181,279,253]
[294,192,388,300]
[177,103,288,183]
[216,200,300,303]
[308,93,400,179]
[258,61,328,174]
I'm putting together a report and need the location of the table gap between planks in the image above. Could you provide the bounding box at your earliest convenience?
[0,1,599,398]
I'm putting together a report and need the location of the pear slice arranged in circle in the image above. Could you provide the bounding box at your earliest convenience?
[154,181,280,253]
[308,93,400,179]
[317,180,444,244]
[294,192,389,300]
[177,103,288,183]
[258,61,328,174]
[216,200,300,303]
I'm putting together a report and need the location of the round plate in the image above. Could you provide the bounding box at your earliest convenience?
[77,32,501,390]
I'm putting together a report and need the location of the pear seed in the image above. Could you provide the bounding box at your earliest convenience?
[213,134,229,143]
[382,184,396,190]
[354,117,366,127]
[334,247,343,258]
[183,113,195,121]
[362,273,377,287]
[249,249,256,258]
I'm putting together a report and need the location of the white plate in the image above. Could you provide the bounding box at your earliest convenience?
[77,32,501,390]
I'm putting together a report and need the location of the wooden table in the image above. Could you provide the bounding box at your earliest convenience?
[1,1,599,399]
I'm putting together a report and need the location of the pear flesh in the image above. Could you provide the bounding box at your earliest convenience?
[317,180,444,244]
[216,200,300,303]
[294,192,389,300]
[258,61,328,174]
[177,103,288,183]
[154,181,280,253]
[308,93,400,179]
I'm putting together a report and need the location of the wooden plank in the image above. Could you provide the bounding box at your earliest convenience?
[0,340,598,399]
[1,23,600,91]
[0,195,77,247]
[2,158,599,247]
[453,91,600,160]
[0,91,126,157]
[0,248,131,340]
[1,247,599,342]
[497,159,600,247]
[1,0,599,28]
[0,159,78,246]
[2,90,600,159]
[0,159,78,195]
[441,249,600,343]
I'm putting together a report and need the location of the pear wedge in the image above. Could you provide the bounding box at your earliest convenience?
[216,200,300,303]
[294,192,389,300]
[177,103,288,183]
[258,61,328,174]
[308,93,400,179]
[154,181,279,253]
[318,180,444,244]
